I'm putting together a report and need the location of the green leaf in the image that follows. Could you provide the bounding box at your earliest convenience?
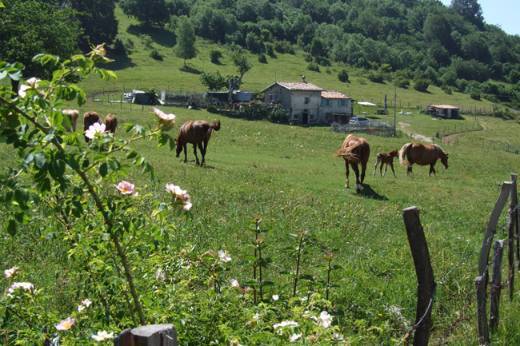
[33,153,46,169]
[99,162,108,177]
[0,1,5,9]
[8,71,22,81]
[0,70,7,80]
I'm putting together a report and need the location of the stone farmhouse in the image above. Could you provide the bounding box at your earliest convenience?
[262,81,352,124]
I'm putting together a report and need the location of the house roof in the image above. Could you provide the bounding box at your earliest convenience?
[263,81,324,92]
[430,104,459,110]
[321,91,351,99]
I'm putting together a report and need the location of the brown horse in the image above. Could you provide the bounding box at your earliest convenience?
[373,150,398,177]
[176,120,221,165]
[399,143,448,176]
[83,111,101,142]
[337,134,370,192]
[104,114,118,134]
[62,109,79,132]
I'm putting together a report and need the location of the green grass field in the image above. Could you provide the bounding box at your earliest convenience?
[2,7,520,344]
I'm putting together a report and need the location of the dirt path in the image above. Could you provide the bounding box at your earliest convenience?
[398,122,433,143]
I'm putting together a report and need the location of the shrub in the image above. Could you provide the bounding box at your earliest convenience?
[470,92,481,100]
[304,54,313,63]
[149,49,163,61]
[368,71,384,83]
[111,38,128,56]
[141,34,154,49]
[210,49,223,64]
[316,56,331,66]
[274,40,295,54]
[307,62,320,72]
[265,43,276,58]
[268,105,289,123]
[413,79,429,92]
[338,69,349,83]
[455,79,468,92]
[207,105,218,113]
[258,54,267,64]
[442,85,453,95]
[394,77,410,89]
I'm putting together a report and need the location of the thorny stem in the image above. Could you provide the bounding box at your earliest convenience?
[0,96,146,324]
[326,257,332,301]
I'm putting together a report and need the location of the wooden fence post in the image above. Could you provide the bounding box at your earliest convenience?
[403,207,435,346]
[490,240,505,331]
[508,174,518,300]
[475,275,489,345]
[114,324,177,346]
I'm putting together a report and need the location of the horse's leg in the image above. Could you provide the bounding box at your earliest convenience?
[351,163,363,192]
[373,160,379,176]
[344,160,350,189]
[380,162,384,176]
[183,144,188,163]
[202,139,209,165]
[198,142,205,165]
[407,164,412,176]
[360,160,367,184]
[383,163,388,176]
[390,162,396,177]
[193,144,200,165]
[429,163,436,176]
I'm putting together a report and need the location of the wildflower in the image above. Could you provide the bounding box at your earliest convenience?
[230,279,240,288]
[18,77,41,98]
[332,333,344,341]
[318,311,333,328]
[153,108,176,129]
[155,268,166,282]
[165,183,192,211]
[218,250,232,263]
[272,294,279,301]
[4,266,19,279]
[115,181,137,196]
[56,317,75,331]
[88,43,111,63]
[85,122,106,140]
[289,333,302,342]
[77,299,92,312]
[91,330,115,342]
[7,282,34,296]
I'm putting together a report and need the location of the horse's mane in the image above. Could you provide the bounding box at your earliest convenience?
[433,144,448,156]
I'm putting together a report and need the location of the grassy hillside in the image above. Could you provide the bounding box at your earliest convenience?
[82,7,496,114]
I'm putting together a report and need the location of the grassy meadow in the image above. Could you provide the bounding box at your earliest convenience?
[2,7,520,344]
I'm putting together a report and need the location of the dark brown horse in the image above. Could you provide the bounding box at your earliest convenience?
[373,150,398,177]
[337,134,370,192]
[104,114,118,134]
[399,143,448,176]
[176,120,221,165]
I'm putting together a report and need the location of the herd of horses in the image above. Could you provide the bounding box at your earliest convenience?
[337,134,449,192]
[64,109,448,191]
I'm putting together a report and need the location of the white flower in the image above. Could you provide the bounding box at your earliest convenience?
[289,333,302,342]
[273,320,299,329]
[92,330,115,342]
[155,268,166,282]
[153,107,176,128]
[218,250,232,263]
[7,282,34,295]
[78,299,92,312]
[272,294,279,301]
[165,183,192,211]
[318,311,333,329]
[252,313,260,321]
[85,122,106,140]
[332,333,344,341]
[56,317,75,331]
[18,77,41,98]
[115,181,137,196]
[4,266,19,279]
[230,279,240,288]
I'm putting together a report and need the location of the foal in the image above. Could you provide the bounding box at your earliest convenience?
[176,120,221,166]
[373,150,398,177]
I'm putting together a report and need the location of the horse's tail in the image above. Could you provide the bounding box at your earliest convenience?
[399,143,412,165]
[336,147,359,161]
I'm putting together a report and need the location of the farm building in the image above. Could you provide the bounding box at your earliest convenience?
[262,81,352,124]
[427,104,460,119]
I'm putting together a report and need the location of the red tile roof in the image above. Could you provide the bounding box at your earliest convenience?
[321,91,350,99]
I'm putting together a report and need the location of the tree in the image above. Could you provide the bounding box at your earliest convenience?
[0,0,81,76]
[450,0,484,28]
[175,16,196,67]
[423,13,455,52]
[120,0,169,26]
[200,71,228,90]
[69,0,118,52]
[231,49,251,86]
[338,69,349,83]
[413,79,430,92]
[309,38,326,59]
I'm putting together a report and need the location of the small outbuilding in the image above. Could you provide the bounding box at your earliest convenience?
[427,104,460,119]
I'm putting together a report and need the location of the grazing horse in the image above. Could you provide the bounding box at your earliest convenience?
[337,134,370,192]
[373,150,398,177]
[83,111,101,142]
[176,120,221,166]
[104,114,118,134]
[62,109,79,131]
[399,143,448,176]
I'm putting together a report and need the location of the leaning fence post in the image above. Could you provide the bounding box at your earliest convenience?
[508,174,517,300]
[403,207,435,346]
[490,240,505,331]
[475,275,489,345]
[114,324,177,346]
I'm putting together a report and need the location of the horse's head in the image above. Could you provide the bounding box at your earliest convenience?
[175,139,182,157]
[441,152,449,169]
[212,120,221,131]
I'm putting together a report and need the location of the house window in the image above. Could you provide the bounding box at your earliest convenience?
[304,97,310,104]
[339,99,346,106]
[321,99,329,106]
